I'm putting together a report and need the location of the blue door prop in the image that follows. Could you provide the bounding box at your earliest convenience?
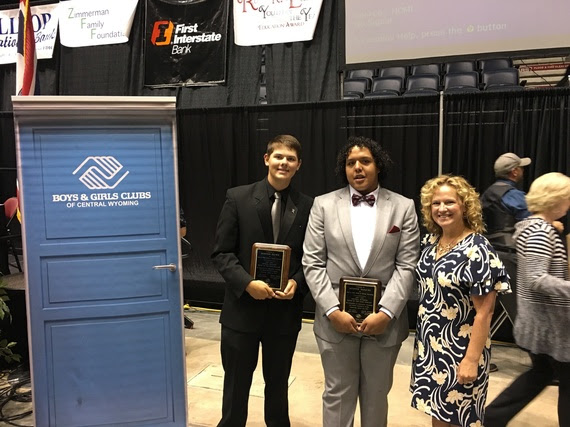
[13,97,187,426]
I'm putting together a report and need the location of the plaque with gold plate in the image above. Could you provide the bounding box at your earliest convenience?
[339,277,382,323]
[250,243,291,291]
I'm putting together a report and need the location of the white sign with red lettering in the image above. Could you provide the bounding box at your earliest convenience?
[233,0,322,46]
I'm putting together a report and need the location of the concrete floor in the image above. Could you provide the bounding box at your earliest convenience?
[183,309,559,427]
[0,308,560,426]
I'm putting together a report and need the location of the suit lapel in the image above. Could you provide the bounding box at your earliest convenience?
[279,188,299,243]
[337,187,362,270]
[363,188,393,275]
[253,180,273,242]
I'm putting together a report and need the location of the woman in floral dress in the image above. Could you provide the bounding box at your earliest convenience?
[410,175,510,427]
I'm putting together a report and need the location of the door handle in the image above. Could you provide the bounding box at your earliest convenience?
[153,263,177,272]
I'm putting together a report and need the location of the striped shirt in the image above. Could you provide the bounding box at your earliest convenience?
[513,217,570,362]
[516,218,570,306]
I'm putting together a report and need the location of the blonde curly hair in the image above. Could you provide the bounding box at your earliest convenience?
[420,175,485,235]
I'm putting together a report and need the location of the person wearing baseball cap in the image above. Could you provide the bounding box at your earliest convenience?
[480,153,531,373]
[493,153,532,186]
[482,152,532,252]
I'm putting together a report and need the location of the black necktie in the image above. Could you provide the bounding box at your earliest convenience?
[271,192,281,242]
[352,193,375,207]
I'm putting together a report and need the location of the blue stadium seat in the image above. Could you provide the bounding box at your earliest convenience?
[445,61,476,74]
[482,69,523,91]
[346,70,374,93]
[346,69,375,79]
[403,74,440,96]
[478,58,513,72]
[365,77,401,98]
[411,64,441,76]
[443,72,480,93]
[343,78,369,98]
[378,66,407,84]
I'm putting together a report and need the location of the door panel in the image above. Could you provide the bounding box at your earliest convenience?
[13,97,186,427]
[48,315,171,426]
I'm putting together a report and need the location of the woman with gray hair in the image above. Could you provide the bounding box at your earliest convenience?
[485,172,570,426]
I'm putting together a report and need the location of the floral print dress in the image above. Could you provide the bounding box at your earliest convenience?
[410,233,510,427]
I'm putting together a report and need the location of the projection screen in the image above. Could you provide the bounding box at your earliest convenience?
[344,0,570,66]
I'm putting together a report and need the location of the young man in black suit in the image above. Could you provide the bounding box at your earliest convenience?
[211,135,313,427]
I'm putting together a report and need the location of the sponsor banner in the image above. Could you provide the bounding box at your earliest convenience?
[145,0,229,87]
[0,3,58,65]
[59,0,138,48]
[519,63,569,74]
[233,0,322,46]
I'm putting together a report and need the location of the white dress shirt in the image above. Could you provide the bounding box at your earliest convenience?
[349,186,379,268]
[326,185,393,319]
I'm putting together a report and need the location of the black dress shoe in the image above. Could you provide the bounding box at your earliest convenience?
[490,363,498,373]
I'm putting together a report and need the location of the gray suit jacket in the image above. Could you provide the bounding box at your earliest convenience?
[302,186,420,346]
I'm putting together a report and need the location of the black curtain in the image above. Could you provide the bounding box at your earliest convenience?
[0,113,16,204]
[265,0,339,103]
[3,81,570,315]
[1,0,343,111]
[443,88,570,194]
[340,97,440,204]
[57,0,262,106]
[177,97,439,310]
[177,1,262,109]
[442,88,570,341]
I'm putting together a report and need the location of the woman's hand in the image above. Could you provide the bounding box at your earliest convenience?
[457,357,478,385]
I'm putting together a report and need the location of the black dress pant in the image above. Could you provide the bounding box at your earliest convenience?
[485,353,570,426]
[218,325,299,427]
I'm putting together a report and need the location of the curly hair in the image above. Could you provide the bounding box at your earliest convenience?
[334,136,393,185]
[526,172,570,214]
[266,135,302,160]
[420,175,485,235]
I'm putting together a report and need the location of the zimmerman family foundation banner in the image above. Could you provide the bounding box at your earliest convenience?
[233,0,323,46]
[144,0,229,87]
[58,0,138,48]
[0,2,58,64]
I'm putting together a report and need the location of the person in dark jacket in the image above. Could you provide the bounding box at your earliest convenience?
[211,135,313,427]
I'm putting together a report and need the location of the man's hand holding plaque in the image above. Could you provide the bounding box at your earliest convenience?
[359,311,390,335]
[250,243,291,292]
[338,277,382,325]
[274,279,297,300]
[328,309,359,334]
[245,280,275,300]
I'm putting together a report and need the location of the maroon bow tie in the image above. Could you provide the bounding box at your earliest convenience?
[351,193,375,206]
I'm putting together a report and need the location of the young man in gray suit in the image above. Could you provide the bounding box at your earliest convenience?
[302,136,420,427]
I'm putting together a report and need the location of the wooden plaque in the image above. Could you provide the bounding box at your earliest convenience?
[339,276,382,324]
[250,243,291,291]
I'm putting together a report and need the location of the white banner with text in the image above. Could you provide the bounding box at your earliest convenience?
[58,0,138,47]
[233,0,322,46]
[0,3,59,65]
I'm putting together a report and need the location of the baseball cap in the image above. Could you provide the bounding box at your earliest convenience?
[494,153,531,177]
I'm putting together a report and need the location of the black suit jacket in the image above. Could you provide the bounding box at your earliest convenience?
[212,178,313,335]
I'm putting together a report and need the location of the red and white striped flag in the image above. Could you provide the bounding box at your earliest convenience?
[15,180,21,224]
[15,0,37,224]
[16,0,38,96]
